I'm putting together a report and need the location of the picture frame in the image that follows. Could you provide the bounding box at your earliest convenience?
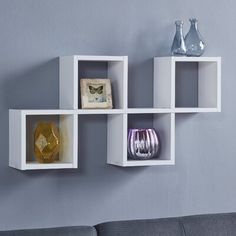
[80,78,113,109]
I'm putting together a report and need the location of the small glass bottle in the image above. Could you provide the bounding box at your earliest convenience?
[171,20,186,56]
[185,18,205,56]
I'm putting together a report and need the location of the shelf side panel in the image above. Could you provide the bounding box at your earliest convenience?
[107,114,126,166]
[170,113,175,164]
[153,113,173,161]
[59,56,78,109]
[198,61,218,108]
[59,114,78,168]
[217,59,222,111]
[154,58,172,108]
[108,57,128,109]
[9,110,24,170]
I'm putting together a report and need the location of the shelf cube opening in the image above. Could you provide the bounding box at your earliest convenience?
[175,61,219,108]
[107,114,126,166]
[26,114,76,166]
[127,113,172,162]
[78,60,125,109]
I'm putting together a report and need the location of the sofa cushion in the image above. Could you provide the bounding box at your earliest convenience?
[182,212,236,236]
[0,226,97,236]
[96,218,185,236]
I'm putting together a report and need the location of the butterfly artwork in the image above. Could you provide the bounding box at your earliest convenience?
[80,78,113,109]
[88,85,107,103]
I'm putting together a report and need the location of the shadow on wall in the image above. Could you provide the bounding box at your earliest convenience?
[127,22,173,108]
[131,20,172,58]
[0,54,179,226]
[0,58,60,181]
[0,58,59,110]
[128,58,153,108]
[156,22,173,56]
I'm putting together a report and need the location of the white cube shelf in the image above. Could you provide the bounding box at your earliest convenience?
[107,112,175,167]
[9,55,221,169]
[9,110,78,170]
[154,57,221,112]
[59,55,128,110]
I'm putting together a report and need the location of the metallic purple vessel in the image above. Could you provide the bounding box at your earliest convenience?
[127,129,160,160]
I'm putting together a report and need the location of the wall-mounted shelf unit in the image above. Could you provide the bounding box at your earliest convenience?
[154,56,221,112]
[9,55,221,170]
[107,112,175,167]
[9,110,78,170]
[59,55,128,110]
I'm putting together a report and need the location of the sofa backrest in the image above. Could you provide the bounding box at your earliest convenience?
[96,213,236,236]
[96,218,185,236]
[181,212,236,236]
[0,226,97,236]
[1,212,236,236]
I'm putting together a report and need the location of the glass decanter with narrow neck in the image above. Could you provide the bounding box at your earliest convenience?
[185,18,205,56]
[171,20,186,56]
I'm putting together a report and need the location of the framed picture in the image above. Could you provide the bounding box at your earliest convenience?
[80,78,113,109]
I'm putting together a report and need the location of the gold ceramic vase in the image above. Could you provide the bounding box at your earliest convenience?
[34,122,60,163]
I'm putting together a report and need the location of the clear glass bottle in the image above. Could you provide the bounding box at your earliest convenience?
[185,18,205,56]
[171,20,186,56]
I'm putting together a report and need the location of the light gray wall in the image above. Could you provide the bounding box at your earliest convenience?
[0,0,233,231]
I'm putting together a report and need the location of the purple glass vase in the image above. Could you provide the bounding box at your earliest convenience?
[128,129,160,160]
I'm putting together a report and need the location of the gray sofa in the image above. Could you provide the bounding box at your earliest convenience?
[1,213,236,236]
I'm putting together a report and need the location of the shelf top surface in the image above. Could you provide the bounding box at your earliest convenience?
[174,107,220,113]
[9,107,221,115]
[61,55,221,63]
[61,55,127,62]
[155,56,221,62]
[9,109,125,115]
[127,108,172,113]
[9,109,76,115]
